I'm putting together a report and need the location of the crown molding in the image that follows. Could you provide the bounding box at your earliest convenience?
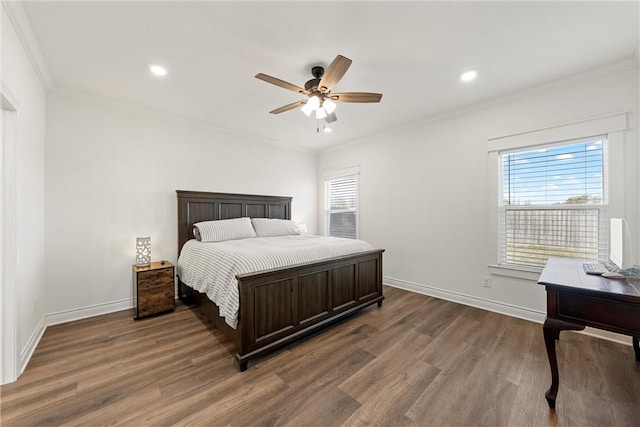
[50,85,315,154]
[321,56,640,154]
[403,57,639,136]
[2,1,54,90]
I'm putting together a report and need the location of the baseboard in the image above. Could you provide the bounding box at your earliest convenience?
[384,276,632,347]
[16,280,633,381]
[384,276,546,323]
[17,298,134,379]
[19,315,46,377]
[45,297,133,326]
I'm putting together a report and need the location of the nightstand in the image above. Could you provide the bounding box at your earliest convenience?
[132,261,175,320]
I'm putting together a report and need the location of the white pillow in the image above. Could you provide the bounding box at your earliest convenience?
[251,218,300,237]
[193,217,257,242]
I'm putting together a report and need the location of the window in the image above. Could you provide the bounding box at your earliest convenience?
[499,136,608,269]
[325,174,358,239]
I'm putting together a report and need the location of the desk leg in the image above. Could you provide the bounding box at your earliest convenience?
[543,318,585,409]
[633,337,640,363]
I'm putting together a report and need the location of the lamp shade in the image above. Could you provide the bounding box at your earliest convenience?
[301,96,320,117]
[301,102,314,117]
[307,95,320,109]
[323,99,337,114]
[315,107,327,119]
[136,236,151,266]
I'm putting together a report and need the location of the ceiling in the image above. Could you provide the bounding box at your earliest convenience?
[21,1,640,151]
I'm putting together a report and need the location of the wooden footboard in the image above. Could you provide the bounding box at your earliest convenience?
[179,249,384,371]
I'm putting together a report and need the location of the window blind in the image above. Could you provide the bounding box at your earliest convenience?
[326,175,357,239]
[499,137,608,268]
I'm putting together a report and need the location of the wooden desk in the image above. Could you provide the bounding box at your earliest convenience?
[538,258,640,409]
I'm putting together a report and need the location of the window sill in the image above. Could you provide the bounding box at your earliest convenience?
[488,264,542,281]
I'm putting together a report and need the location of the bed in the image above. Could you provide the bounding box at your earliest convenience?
[176,190,385,371]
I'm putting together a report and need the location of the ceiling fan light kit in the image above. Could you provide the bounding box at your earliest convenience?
[255,54,383,131]
[315,107,327,120]
[301,95,320,117]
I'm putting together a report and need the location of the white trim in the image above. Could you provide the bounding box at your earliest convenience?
[2,1,54,90]
[487,114,628,270]
[14,283,631,381]
[497,136,609,268]
[1,94,18,385]
[580,327,633,347]
[488,264,541,281]
[18,316,46,377]
[320,58,638,154]
[13,297,135,380]
[320,165,360,179]
[50,86,312,154]
[384,277,632,347]
[606,131,626,220]
[487,112,627,152]
[45,297,134,327]
[0,82,20,110]
[385,276,546,323]
[322,171,360,239]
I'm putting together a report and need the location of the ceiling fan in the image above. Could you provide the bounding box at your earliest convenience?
[255,55,382,125]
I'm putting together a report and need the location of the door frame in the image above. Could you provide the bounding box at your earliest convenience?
[1,85,19,384]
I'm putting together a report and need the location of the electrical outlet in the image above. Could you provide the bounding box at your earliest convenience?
[482,276,491,288]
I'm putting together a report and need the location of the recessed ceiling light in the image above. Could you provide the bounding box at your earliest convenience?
[323,127,332,133]
[149,64,168,77]
[460,70,477,82]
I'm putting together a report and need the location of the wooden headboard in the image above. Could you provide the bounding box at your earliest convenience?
[176,190,292,254]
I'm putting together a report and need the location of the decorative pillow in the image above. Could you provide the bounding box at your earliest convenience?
[193,217,257,242]
[251,218,300,237]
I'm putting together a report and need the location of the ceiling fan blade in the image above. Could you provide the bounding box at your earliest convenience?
[255,73,308,95]
[318,55,352,93]
[325,112,337,123]
[269,100,307,114]
[329,92,383,103]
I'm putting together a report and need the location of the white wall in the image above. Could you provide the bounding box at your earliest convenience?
[44,89,317,320]
[1,4,47,382]
[318,61,639,331]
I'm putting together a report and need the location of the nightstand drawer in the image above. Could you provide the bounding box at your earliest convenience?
[138,268,174,290]
[137,287,174,318]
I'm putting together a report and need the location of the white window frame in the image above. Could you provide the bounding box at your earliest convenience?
[321,166,360,239]
[498,137,609,269]
[486,112,627,277]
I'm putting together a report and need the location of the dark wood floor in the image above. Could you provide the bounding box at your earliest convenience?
[2,285,639,426]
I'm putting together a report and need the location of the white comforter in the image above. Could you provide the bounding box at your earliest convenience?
[177,235,375,328]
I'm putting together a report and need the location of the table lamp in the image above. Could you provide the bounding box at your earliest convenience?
[136,236,151,267]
